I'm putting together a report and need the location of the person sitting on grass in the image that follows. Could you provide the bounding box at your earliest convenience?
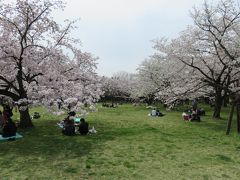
[190,108,200,122]
[2,105,13,126]
[58,111,76,129]
[149,108,164,117]
[62,118,75,136]
[78,118,89,135]
[156,109,164,117]
[150,108,157,116]
[2,118,17,137]
[182,108,200,122]
[182,112,190,121]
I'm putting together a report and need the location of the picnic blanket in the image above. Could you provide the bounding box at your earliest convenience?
[0,133,23,141]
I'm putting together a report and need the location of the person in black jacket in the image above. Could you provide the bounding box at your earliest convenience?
[78,118,89,135]
[2,118,17,137]
[62,118,75,136]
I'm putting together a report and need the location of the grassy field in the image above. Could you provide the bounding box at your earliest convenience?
[0,104,240,180]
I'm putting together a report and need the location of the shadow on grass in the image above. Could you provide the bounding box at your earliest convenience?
[0,120,96,160]
[0,106,159,163]
[0,106,235,171]
[0,118,171,160]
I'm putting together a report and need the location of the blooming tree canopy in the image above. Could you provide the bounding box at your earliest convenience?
[0,0,102,127]
[101,71,136,103]
[135,48,210,107]
[147,0,240,118]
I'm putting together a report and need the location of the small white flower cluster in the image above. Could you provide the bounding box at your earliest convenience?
[53,111,65,116]
[15,98,33,111]
[89,104,98,112]
[78,109,89,117]
[18,105,28,111]
[64,98,78,104]
[15,98,32,106]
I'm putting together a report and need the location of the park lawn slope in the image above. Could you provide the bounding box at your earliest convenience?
[0,104,240,179]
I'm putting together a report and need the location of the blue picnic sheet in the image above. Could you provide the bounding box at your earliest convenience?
[0,133,23,141]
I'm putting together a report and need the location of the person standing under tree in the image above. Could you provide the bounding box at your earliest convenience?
[192,99,198,110]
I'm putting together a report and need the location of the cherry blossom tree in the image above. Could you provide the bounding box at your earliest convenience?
[152,0,240,118]
[101,71,136,103]
[100,76,121,103]
[135,50,211,107]
[112,71,136,101]
[0,0,102,128]
[135,57,169,105]
[226,62,240,134]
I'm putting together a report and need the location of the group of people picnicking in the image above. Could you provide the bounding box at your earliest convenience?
[1,98,204,140]
[149,108,164,117]
[58,111,96,136]
[147,99,205,122]
[182,99,205,122]
[0,102,95,140]
[0,105,17,138]
[182,109,201,122]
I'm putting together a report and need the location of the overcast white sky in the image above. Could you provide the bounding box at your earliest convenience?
[54,0,205,76]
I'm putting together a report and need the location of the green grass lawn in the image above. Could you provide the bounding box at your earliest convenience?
[1,104,240,180]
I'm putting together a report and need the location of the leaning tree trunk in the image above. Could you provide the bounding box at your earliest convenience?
[19,107,33,128]
[236,97,240,134]
[226,103,235,135]
[213,92,223,119]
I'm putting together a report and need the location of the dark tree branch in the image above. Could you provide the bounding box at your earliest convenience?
[0,89,19,101]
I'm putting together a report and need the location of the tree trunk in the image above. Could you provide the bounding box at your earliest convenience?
[146,95,154,105]
[223,93,229,107]
[226,103,235,135]
[19,108,34,128]
[236,99,240,134]
[213,92,223,119]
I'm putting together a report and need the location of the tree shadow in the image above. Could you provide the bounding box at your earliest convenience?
[0,120,97,160]
[0,118,169,160]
